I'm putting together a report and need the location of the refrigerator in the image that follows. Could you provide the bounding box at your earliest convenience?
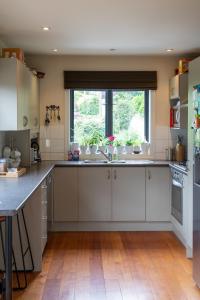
[189,57,200,287]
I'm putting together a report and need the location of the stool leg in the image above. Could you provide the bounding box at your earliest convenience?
[0,223,6,270]
[21,209,34,271]
[16,214,27,289]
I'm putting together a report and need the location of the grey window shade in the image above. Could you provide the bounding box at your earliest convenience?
[64,71,157,90]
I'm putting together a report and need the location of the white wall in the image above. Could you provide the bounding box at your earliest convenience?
[26,54,180,160]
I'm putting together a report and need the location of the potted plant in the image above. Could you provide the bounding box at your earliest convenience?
[114,139,124,155]
[79,136,88,155]
[125,139,133,154]
[88,131,102,154]
[98,136,107,153]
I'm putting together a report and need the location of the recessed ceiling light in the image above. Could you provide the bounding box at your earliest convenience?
[42,26,50,31]
[109,48,117,52]
[52,49,58,52]
[166,48,174,52]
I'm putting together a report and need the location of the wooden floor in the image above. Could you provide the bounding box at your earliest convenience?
[13,232,200,300]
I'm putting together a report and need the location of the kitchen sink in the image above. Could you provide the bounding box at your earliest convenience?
[83,160,109,164]
[109,160,127,164]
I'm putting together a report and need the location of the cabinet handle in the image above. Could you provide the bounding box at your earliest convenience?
[41,185,47,189]
[114,170,117,180]
[23,116,29,127]
[107,170,111,180]
[148,170,151,180]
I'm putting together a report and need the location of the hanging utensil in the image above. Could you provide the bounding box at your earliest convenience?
[57,106,61,121]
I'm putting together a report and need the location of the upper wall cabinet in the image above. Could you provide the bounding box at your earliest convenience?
[0,58,39,131]
[169,73,188,104]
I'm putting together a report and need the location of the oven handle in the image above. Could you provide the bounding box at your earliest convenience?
[172,179,183,188]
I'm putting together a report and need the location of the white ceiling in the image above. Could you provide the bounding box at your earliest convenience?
[0,0,200,55]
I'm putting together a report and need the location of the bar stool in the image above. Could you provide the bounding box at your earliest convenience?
[0,207,34,291]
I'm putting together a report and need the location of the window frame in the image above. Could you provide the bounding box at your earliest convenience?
[70,89,150,142]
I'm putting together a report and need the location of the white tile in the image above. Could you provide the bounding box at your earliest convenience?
[40,125,51,139]
[155,152,166,160]
[155,139,169,153]
[50,153,65,160]
[50,139,65,153]
[156,126,169,140]
[40,138,51,152]
[50,125,65,139]
[41,152,51,160]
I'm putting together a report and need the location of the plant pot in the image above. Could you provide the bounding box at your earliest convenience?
[107,145,114,154]
[125,145,133,154]
[80,145,88,155]
[116,146,124,155]
[89,145,97,154]
[141,142,150,154]
[133,145,141,154]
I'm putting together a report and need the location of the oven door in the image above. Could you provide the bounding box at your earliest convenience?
[171,180,183,224]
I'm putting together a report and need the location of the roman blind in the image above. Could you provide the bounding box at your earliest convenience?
[64,71,157,90]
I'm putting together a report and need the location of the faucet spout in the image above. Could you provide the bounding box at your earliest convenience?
[98,149,112,161]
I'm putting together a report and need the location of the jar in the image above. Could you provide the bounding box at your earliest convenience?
[0,159,7,173]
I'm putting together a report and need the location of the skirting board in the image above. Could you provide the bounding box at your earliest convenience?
[48,221,172,232]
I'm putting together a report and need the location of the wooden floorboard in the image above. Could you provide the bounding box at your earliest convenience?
[13,232,200,300]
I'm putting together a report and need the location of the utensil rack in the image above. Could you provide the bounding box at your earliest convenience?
[45,105,61,125]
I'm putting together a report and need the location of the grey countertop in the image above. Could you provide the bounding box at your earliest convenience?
[0,160,170,216]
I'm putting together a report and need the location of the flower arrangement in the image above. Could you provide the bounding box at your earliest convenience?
[106,135,115,145]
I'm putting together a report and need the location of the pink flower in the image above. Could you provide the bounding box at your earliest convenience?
[108,135,115,142]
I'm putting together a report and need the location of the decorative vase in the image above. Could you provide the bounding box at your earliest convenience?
[125,145,133,154]
[80,145,88,155]
[89,145,97,154]
[116,146,124,155]
[107,145,114,154]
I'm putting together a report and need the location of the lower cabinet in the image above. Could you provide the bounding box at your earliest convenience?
[112,167,146,221]
[53,167,78,221]
[146,167,170,221]
[52,166,171,224]
[78,167,111,221]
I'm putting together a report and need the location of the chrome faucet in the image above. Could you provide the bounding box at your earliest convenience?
[98,149,112,161]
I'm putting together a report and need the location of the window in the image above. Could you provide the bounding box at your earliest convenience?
[70,89,149,144]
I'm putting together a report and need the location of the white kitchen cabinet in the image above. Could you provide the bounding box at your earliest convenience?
[0,58,31,130]
[53,167,78,221]
[146,167,170,221]
[30,74,39,133]
[112,167,146,221]
[78,167,112,221]
[169,73,188,103]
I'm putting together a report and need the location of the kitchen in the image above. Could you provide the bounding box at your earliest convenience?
[0,1,200,299]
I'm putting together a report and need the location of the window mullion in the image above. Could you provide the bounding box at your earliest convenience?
[105,90,113,137]
[70,89,74,142]
[144,90,149,142]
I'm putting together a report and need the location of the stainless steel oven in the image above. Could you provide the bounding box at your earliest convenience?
[171,167,184,224]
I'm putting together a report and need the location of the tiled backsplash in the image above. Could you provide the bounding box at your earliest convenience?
[39,123,172,161]
[40,124,65,160]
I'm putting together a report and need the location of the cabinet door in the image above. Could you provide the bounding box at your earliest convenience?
[146,167,170,221]
[30,74,39,132]
[78,167,111,221]
[169,75,179,100]
[17,61,30,130]
[53,167,78,221]
[112,167,146,221]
